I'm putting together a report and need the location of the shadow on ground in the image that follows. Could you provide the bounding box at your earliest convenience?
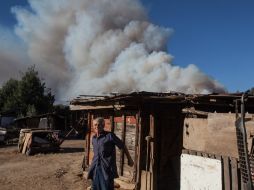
[59,147,84,153]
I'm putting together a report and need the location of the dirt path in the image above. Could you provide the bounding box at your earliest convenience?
[0,140,89,190]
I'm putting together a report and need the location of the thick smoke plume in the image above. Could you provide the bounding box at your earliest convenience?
[1,0,225,100]
[0,26,28,86]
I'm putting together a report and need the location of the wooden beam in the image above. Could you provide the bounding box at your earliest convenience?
[182,108,209,116]
[110,115,115,132]
[86,112,92,166]
[120,114,126,176]
[135,111,142,188]
[150,113,155,190]
[231,158,239,190]
[69,105,125,111]
[222,156,231,190]
[133,113,139,183]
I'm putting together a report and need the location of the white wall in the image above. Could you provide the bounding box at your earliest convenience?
[181,154,222,190]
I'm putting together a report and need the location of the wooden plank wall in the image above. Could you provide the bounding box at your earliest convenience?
[114,116,123,178]
[182,149,241,190]
[114,116,137,180]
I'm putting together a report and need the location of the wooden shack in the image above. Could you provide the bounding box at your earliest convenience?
[70,92,254,190]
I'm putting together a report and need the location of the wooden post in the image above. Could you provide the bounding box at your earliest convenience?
[64,116,67,131]
[150,113,155,190]
[120,114,126,176]
[70,112,73,131]
[222,156,231,190]
[231,158,239,190]
[86,112,92,166]
[135,111,141,189]
[133,112,139,183]
[75,111,78,124]
[110,115,115,132]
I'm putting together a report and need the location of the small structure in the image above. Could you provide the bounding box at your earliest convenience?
[70,91,254,190]
[18,128,61,155]
[14,113,66,131]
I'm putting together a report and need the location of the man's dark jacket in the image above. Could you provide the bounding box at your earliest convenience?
[87,131,124,181]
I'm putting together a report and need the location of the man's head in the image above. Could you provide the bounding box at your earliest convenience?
[93,117,105,135]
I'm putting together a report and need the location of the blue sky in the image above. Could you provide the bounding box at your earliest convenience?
[0,0,27,26]
[140,0,254,92]
[1,0,254,92]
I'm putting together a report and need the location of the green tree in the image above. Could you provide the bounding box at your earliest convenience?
[0,66,55,116]
[18,66,55,116]
[0,79,19,112]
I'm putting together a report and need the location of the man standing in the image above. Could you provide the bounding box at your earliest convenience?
[87,117,134,190]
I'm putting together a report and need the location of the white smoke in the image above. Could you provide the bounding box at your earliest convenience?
[0,26,28,86]
[1,0,225,100]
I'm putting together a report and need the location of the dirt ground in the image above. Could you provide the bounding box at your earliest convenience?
[0,140,90,190]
